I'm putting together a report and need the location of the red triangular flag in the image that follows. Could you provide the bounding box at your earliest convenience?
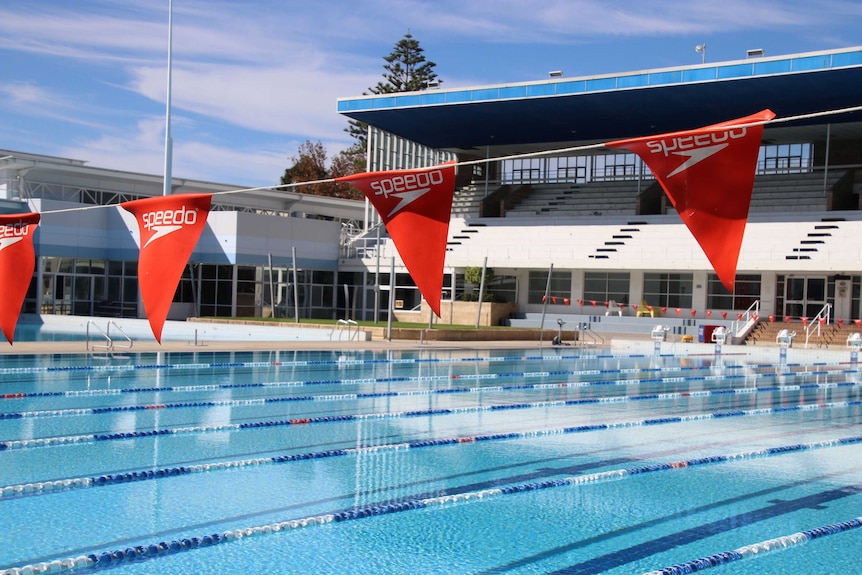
[122,194,211,342]
[0,213,40,344]
[607,109,775,292]
[336,163,455,316]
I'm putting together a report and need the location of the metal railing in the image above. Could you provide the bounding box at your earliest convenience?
[330,319,359,341]
[805,303,832,348]
[86,320,133,353]
[732,300,761,342]
[577,322,604,346]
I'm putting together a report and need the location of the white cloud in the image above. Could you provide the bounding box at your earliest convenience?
[127,62,376,141]
[4,0,862,187]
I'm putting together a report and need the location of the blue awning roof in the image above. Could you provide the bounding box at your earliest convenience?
[337,47,862,151]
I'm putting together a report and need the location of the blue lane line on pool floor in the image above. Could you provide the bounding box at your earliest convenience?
[2,379,861,455]
[639,516,862,574]
[1,361,850,401]
[2,360,856,423]
[1,365,860,452]
[4,385,862,498]
[1,350,806,377]
[2,374,860,453]
[5,435,862,575]
[551,484,862,575]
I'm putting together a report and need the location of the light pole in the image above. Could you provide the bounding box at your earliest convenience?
[696,44,706,64]
[163,0,173,196]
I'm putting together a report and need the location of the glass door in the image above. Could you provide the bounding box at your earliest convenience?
[784,276,828,319]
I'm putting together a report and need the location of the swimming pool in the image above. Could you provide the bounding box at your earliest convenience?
[1,347,861,574]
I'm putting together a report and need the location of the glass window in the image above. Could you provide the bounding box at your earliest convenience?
[758,143,812,174]
[643,273,693,308]
[528,270,571,304]
[592,152,639,181]
[486,275,517,304]
[707,274,761,311]
[583,272,630,304]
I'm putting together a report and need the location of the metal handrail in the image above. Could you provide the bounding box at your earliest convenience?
[732,300,761,338]
[86,321,112,351]
[330,319,360,341]
[577,323,604,346]
[86,320,133,352]
[805,303,832,348]
[107,321,133,350]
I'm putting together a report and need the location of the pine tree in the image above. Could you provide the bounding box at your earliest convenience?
[347,33,440,151]
[282,34,439,197]
[372,33,439,94]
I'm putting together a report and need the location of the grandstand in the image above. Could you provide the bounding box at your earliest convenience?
[338,46,862,345]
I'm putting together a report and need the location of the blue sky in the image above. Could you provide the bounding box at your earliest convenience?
[3,0,862,187]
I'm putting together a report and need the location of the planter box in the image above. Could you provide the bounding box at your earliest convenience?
[393,301,517,327]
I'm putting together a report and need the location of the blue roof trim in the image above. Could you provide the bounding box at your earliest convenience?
[336,47,862,112]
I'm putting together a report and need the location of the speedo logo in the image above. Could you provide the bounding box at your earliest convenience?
[0,222,29,252]
[141,206,198,248]
[646,128,747,157]
[646,127,748,178]
[370,169,445,217]
[0,222,29,239]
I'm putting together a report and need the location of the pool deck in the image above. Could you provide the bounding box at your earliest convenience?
[0,336,576,355]
[2,329,853,365]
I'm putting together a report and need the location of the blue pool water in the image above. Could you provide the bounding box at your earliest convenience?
[1,347,862,574]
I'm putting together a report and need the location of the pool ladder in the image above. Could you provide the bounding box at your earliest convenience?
[330,319,359,341]
[86,320,133,353]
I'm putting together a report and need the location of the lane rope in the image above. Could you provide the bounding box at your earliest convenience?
[5,433,862,575]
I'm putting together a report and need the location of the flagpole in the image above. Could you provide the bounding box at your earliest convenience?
[539,263,553,347]
[163,0,173,196]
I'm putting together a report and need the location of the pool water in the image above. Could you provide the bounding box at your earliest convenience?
[1,348,862,574]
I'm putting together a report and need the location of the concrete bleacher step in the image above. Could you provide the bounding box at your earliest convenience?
[745,321,862,348]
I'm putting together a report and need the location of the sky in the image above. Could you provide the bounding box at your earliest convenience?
[3,0,862,188]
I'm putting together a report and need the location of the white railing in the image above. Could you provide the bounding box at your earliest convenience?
[731,300,761,342]
[805,303,832,348]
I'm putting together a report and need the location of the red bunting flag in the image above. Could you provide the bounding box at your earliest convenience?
[122,194,212,342]
[336,163,455,317]
[607,109,775,292]
[0,213,40,344]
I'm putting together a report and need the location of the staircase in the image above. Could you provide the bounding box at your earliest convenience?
[745,321,861,348]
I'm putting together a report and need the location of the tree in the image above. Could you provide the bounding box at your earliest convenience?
[282,34,440,197]
[346,32,440,152]
[372,33,440,94]
[280,140,363,200]
[463,266,496,302]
